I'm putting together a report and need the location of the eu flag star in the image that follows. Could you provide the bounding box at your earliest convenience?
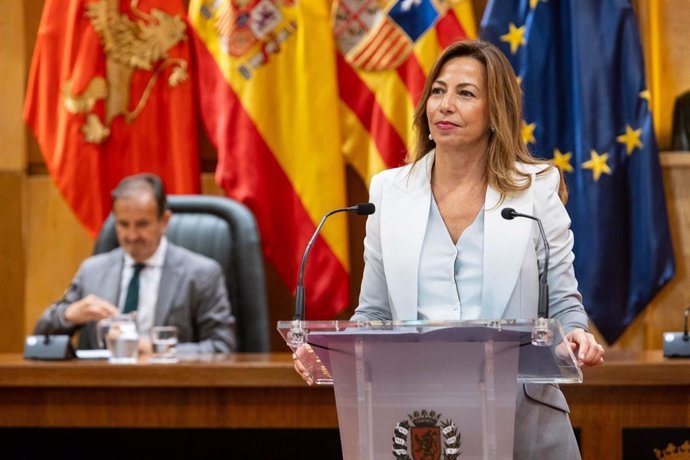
[582,150,611,181]
[616,125,643,155]
[529,0,546,9]
[552,149,573,173]
[500,23,526,55]
[521,120,536,144]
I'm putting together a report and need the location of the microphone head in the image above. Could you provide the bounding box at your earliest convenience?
[501,207,517,220]
[355,203,376,215]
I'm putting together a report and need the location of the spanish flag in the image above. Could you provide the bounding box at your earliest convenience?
[24,0,201,236]
[190,0,350,319]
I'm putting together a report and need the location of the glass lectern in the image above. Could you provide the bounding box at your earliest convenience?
[278,319,581,460]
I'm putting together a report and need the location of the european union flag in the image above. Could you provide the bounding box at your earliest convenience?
[481,0,675,343]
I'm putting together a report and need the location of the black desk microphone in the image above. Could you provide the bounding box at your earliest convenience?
[501,207,550,319]
[293,203,375,321]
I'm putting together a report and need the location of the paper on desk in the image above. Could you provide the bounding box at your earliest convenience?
[75,349,111,359]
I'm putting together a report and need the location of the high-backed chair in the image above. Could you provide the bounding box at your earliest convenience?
[93,195,270,352]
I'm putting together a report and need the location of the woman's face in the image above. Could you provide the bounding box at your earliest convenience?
[426,56,490,153]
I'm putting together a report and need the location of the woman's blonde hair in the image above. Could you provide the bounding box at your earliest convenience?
[410,40,566,202]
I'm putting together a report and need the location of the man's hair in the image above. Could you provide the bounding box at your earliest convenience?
[111,173,168,218]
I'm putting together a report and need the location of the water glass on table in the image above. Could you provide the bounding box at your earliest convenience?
[105,318,139,364]
[150,326,178,363]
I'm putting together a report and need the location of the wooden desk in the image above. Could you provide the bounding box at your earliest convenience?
[0,353,338,429]
[562,350,690,460]
[0,351,688,459]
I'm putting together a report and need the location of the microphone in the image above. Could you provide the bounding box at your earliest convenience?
[663,306,690,357]
[501,207,550,320]
[502,207,553,346]
[293,203,375,321]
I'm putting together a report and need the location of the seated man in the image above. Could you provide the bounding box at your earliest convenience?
[34,174,236,354]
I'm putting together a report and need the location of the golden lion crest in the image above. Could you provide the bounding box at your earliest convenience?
[62,0,188,143]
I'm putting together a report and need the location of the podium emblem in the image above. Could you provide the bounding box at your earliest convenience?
[411,425,441,460]
[392,409,462,460]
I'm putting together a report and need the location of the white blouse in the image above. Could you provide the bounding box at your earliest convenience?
[417,196,484,321]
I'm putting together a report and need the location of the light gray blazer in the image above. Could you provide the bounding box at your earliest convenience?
[34,243,236,354]
[353,151,586,459]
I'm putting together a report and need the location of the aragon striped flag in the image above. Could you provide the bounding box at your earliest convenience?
[334,0,477,184]
[189,0,350,319]
[481,0,675,343]
[24,0,200,237]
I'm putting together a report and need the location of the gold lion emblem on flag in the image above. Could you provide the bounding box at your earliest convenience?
[62,0,188,144]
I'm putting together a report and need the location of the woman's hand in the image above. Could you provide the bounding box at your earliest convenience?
[565,328,605,367]
[292,344,316,386]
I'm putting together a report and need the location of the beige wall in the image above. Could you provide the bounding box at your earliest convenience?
[4,0,690,353]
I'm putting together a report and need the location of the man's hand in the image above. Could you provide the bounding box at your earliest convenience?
[138,337,152,355]
[63,294,119,325]
[565,328,605,367]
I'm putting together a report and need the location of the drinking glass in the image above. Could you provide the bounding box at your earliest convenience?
[104,317,139,364]
[150,326,178,363]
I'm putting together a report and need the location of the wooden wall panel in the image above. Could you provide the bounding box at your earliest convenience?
[24,0,46,173]
[0,0,27,172]
[0,174,25,352]
[24,177,92,336]
[0,0,27,352]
